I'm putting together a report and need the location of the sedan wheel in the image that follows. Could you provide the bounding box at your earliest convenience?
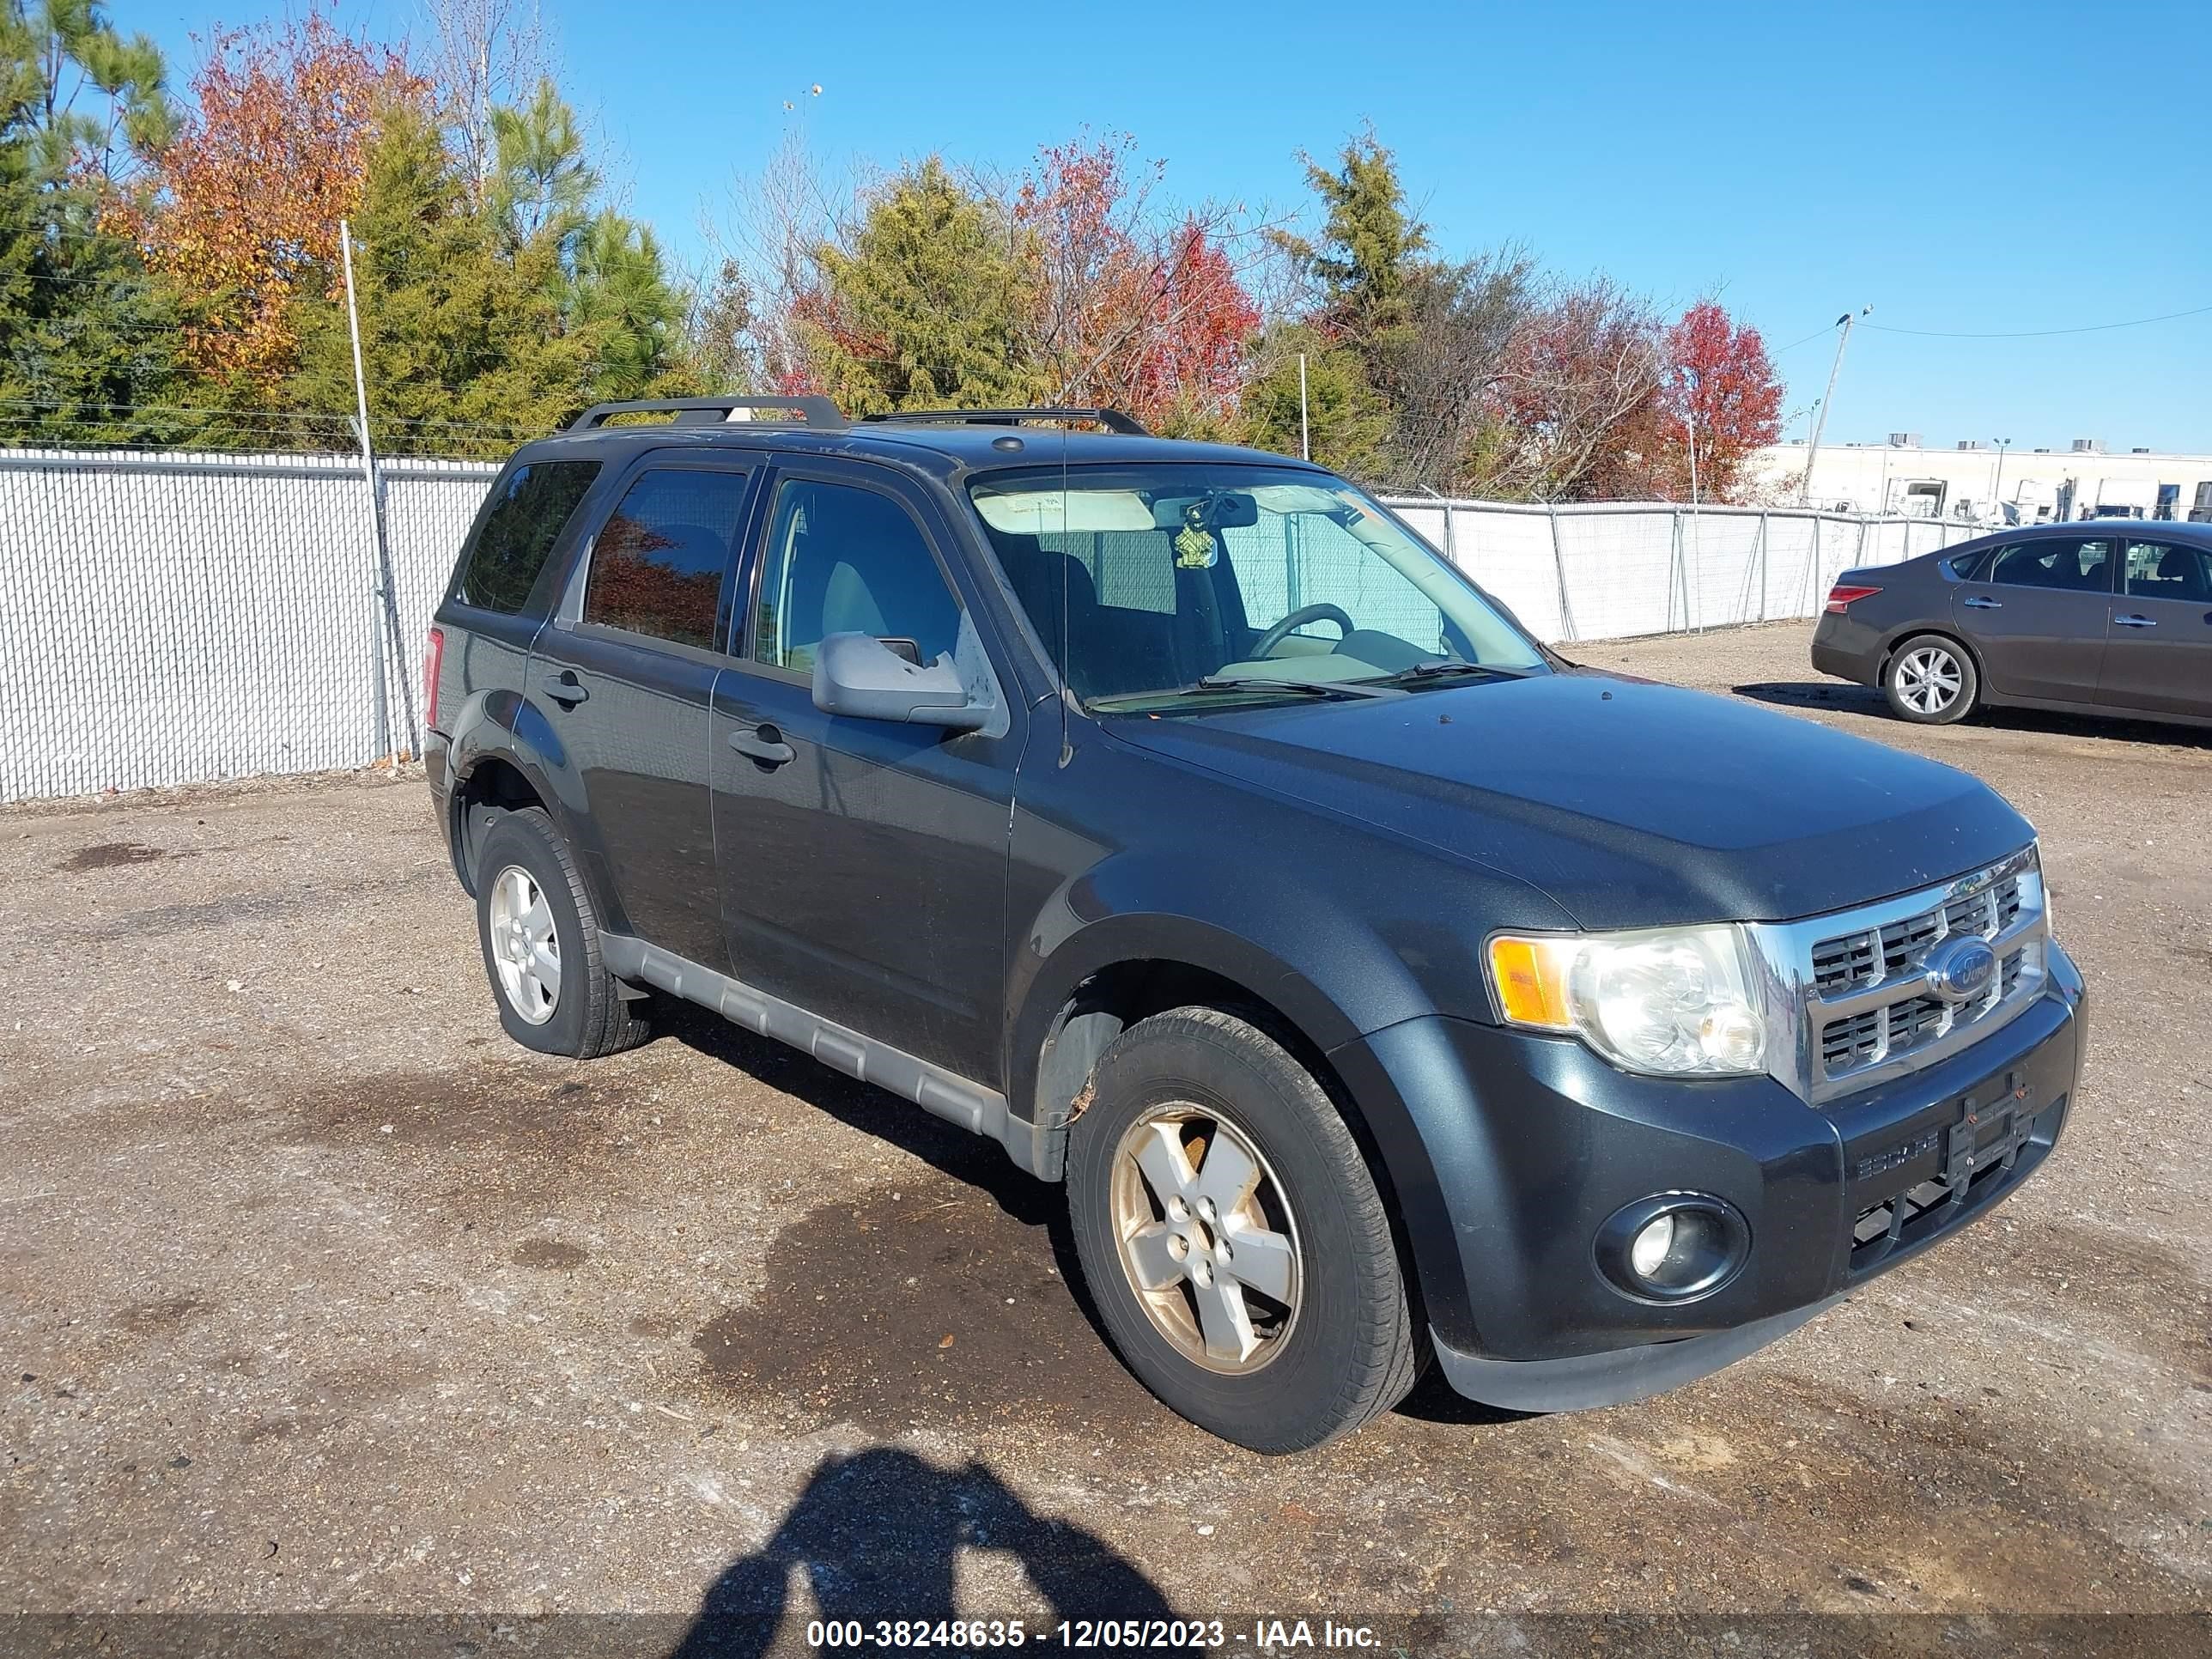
[1884,634,1979,725]
[1895,647,1961,714]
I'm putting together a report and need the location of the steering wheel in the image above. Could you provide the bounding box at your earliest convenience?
[1249,602,1354,661]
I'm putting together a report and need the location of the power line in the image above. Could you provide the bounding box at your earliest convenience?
[1767,323,1841,355]
[1861,302,2212,341]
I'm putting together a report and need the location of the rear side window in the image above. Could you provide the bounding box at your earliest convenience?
[459,460,601,614]
[1987,539,2113,593]
[583,468,752,650]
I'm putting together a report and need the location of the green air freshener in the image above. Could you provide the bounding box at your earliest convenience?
[1174,505,1218,568]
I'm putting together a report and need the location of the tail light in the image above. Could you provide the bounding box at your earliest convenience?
[1825,583,1881,613]
[423,626,445,729]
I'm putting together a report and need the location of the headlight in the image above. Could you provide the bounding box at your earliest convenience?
[1486,924,1767,1077]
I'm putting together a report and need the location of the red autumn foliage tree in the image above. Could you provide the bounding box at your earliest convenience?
[1657,300,1784,501]
[118,9,425,388]
[1013,136,1257,431]
[1471,279,1665,501]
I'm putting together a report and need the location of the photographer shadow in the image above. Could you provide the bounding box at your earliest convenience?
[672,1447,1184,1658]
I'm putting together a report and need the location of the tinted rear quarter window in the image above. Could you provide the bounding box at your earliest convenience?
[458,460,602,614]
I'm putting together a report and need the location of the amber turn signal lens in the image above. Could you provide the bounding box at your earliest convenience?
[1486,935,1573,1030]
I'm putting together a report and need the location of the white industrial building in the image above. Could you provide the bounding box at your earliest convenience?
[1749,434,2212,525]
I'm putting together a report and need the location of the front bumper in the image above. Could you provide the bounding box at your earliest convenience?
[1330,942,2085,1411]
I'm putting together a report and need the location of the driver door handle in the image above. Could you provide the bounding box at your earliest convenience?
[2113,615,2157,629]
[546,669,589,706]
[727,724,795,767]
[1961,596,2002,610]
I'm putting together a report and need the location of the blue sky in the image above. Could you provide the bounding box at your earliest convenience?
[143,0,2212,450]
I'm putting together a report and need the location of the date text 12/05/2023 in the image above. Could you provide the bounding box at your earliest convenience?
[803,1618,1383,1649]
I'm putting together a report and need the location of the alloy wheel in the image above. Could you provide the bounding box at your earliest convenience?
[488,865,561,1024]
[1895,646,1963,715]
[1109,1104,1303,1373]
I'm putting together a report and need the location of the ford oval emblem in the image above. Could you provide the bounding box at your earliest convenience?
[1924,936,1998,1003]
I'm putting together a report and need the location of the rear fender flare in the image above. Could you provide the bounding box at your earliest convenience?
[444,690,629,933]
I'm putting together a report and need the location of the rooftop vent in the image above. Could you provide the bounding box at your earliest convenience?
[1887,432,1923,447]
[2033,447,2051,453]
[1956,440,1985,451]
[2130,446,2151,454]
[2070,438,2104,453]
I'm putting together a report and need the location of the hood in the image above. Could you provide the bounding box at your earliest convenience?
[1104,669,2033,928]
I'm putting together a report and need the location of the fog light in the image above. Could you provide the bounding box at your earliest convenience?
[1596,1194,1749,1304]
[1629,1214,1676,1279]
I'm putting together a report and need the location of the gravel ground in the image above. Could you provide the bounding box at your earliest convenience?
[2,622,2206,1655]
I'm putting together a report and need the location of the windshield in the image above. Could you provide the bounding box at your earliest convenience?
[968,465,1546,711]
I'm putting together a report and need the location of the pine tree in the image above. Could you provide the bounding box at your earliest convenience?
[0,0,191,446]
[1238,323,1389,482]
[1277,127,1430,362]
[796,158,1048,415]
[287,104,589,456]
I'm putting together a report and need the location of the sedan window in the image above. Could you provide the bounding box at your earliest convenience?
[2124,542,2212,604]
[1987,539,2113,593]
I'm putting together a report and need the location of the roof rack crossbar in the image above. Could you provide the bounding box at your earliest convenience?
[858,406,1150,436]
[568,395,847,432]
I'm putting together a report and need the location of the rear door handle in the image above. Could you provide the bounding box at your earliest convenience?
[727,724,795,767]
[546,670,590,706]
[2113,615,2157,629]
[1962,596,2002,610]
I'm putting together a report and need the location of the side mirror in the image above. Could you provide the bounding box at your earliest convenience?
[811,631,989,731]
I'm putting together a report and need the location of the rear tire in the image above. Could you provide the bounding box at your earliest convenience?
[1884,634,1978,725]
[474,806,652,1059]
[1066,1007,1421,1453]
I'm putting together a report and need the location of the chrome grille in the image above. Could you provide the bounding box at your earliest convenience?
[1759,848,2049,1101]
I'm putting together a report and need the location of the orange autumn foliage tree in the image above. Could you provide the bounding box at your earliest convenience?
[118,10,424,389]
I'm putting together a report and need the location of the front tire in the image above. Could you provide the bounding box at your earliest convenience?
[473,806,651,1059]
[1884,634,1978,724]
[1066,1007,1421,1452]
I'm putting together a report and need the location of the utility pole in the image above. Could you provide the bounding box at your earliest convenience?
[1797,307,1870,505]
[340,220,415,763]
[1297,352,1310,461]
[1686,390,1703,630]
[1990,437,2013,517]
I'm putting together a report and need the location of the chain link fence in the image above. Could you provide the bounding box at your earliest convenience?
[0,446,1993,804]
[0,447,496,803]
[1382,499,1992,645]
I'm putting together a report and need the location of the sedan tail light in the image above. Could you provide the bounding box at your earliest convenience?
[1824,584,1882,613]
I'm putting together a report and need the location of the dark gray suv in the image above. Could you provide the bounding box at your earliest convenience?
[424,398,2087,1452]
[1813,521,2212,726]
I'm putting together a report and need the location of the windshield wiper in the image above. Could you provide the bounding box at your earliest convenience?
[1090,676,1395,712]
[1188,675,1397,700]
[1357,659,1528,688]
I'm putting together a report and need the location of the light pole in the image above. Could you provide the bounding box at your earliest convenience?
[1990,438,2012,518]
[1797,306,1871,505]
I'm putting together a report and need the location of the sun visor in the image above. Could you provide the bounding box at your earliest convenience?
[1248,483,1350,516]
[972,489,1158,534]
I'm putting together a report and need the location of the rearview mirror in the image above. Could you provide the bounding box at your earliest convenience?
[811,631,989,731]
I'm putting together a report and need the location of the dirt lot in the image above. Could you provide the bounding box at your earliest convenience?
[3,623,2207,1654]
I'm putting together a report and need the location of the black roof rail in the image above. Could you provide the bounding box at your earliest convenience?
[568,395,847,433]
[858,406,1151,436]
